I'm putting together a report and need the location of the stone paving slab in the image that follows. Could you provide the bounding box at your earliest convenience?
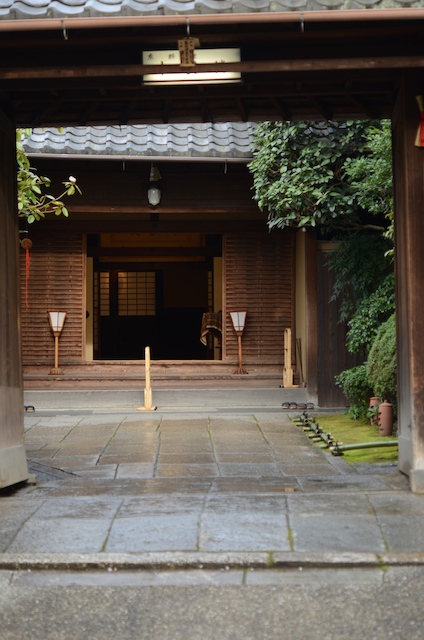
[373,516,424,553]
[218,463,282,477]
[115,463,156,478]
[156,464,219,478]
[107,516,200,552]
[12,569,246,587]
[289,514,387,553]
[246,567,383,585]
[99,454,156,464]
[7,518,113,553]
[76,467,117,479]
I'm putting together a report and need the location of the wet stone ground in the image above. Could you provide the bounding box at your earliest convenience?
[0,412,421,555]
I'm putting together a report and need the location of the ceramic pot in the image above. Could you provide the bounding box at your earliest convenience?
[369,396,380,426]
[378,399,393,436]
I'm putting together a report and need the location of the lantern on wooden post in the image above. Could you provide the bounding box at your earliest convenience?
[48,310,67,375]
[229,310,248,375]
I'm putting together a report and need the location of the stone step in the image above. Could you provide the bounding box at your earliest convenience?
[23,387,308,410]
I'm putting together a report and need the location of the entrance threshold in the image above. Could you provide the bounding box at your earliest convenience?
[23,360,289,390]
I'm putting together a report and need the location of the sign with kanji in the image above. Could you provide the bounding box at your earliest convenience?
[178,38,196,67]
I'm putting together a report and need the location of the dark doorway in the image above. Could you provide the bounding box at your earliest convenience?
[93,263,210,360]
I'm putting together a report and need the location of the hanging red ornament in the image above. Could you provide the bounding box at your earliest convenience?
[415,95,424,148]
[21,238,33,309]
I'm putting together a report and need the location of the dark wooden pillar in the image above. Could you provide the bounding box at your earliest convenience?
[305,229,318,405]
[392,70,424,491]
[0,108,28,488]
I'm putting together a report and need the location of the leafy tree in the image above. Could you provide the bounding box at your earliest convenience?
[249,120,388,233]
[326,232,392,323]
[343,120,393,253]
[17,128,81,226]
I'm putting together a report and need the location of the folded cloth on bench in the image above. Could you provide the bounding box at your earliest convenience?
[200,312,222,346]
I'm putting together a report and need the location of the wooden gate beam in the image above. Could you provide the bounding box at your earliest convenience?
[392,69,424,491]
[0,107,28,489]
[3,56,424,81]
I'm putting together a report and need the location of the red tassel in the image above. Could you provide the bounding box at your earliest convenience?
[21,238,32,309]
[25,247,30,309]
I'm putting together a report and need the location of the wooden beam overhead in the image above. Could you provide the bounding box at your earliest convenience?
[119,99,137,125]
[162,99,172,124]
[87,246,222,257]
[31,100,61,128]
[32,219,268,233]
[67,204,260,215]
[309,97,333,120]
[345,93,381,119]
[79,99,102,125]
[201,98,209,123]
[236,98,248,122]
[10,82,396,102]
[272,97,291,120]
[3,55,424,81]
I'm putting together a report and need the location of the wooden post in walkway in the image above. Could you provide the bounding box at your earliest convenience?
[137,346,157,411]
[0,108,29,488]
[392,70,424,491]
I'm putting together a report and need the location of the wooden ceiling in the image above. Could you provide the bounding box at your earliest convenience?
[2,13,424,126]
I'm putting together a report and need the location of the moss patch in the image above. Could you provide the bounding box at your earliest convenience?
[310,413,398,465]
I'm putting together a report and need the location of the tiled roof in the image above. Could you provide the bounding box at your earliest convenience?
[1,0,422,19]
[23,124,255,158]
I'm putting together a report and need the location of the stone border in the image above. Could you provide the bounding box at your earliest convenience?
[1,551,424,571]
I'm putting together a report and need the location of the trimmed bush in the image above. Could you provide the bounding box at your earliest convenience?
[335,364,374,419]
[367,312,397,408]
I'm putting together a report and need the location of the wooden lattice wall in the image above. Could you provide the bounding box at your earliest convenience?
[20,232,85,364]
[223,231,295,362]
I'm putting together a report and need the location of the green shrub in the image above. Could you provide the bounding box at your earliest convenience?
[335,364,374,419]
[367,312,397,409]
[346,273,395,355]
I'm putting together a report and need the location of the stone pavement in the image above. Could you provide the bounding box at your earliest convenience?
[3,409,424,640]
[2,564,424,640]
[0,410,419,557]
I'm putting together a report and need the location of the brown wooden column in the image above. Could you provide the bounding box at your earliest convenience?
[305,229,318,405]
[0,108,28,488]
[392,70,424,491]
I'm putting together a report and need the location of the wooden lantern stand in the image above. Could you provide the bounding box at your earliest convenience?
[234,331,248,375]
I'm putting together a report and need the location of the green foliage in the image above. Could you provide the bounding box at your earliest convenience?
[248,120,389,232]
[16,129,81,225]
[335,364,374,419]
[326,233,392,323]
[367,313,397,406]
[344,121,394,252]
[346,273,395,354]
